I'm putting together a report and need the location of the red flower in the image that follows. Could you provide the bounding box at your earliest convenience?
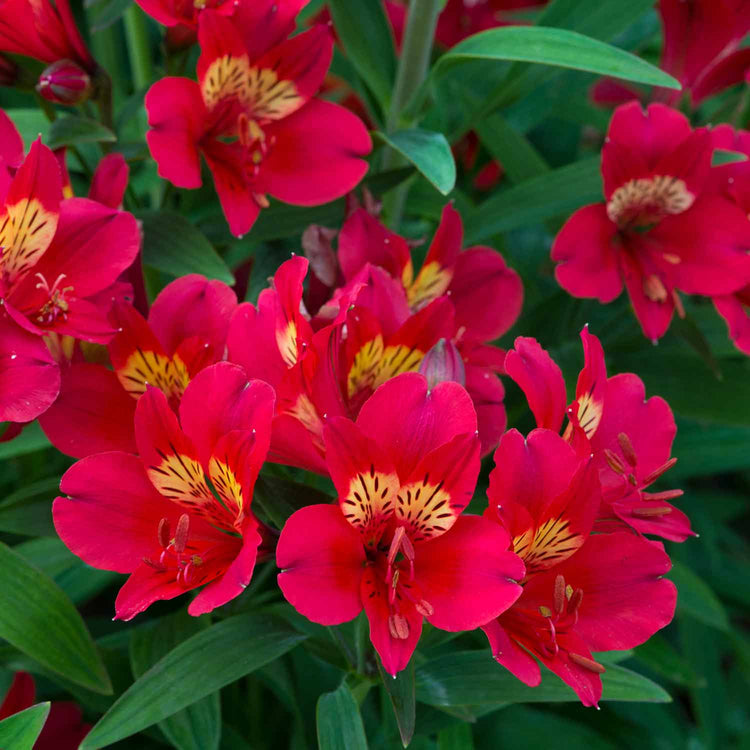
[505,328,693,542]
[0,0,96,73]
[53,362,274,619]
[552,102,750,341]
[145,7,371,237]
[0,672,90,750]
[39,274,238,458]
[277,373,524,675]
[0,134,139,423]
[482,429,677,706]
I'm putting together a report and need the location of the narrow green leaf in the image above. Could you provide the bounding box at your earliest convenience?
[47,116,117,150]
[711,148,748,166]
[416,651,670,705]
[254,474,334,529]
[0,477,58,537]
[465,155,601,243]
[0,703,50,750]
[4,109,51,146]
[378,658,415,748]
[90,0,132,31]
[437,723,474,750]
[375,129,456,195]
[130,612,221,750]
[328,0,396,110]
[0,542,111,694]
[540,0,655,42]
[435,27,680,90]
[81,614,305,749]
[137,210,234,284]
[474,112,549,184]
[634,635,702,688]
[316,681,368,750]
[668,561,730,632]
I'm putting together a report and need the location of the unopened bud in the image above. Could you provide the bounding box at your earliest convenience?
[419,338,465,388]
[36,60,92,105]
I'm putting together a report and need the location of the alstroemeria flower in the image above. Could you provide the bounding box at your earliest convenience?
[481,428,677,706]
[277,373,524,675]
[505,327,693,542]
[0,135,139,423]
[552,102,750,341]
[145,6,371,237]
[0,0,96,73]
[54,362,274,619]
[39,274,238,458]
[0,672,90,749]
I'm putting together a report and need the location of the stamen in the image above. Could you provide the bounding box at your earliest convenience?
[672,290,686,319]
[157,517,170,548]
[388,613,410,640]
[632,506,673,517]
[643,274,668,303]
[142,556,166,572]
[569,653,606,674]
[617,433,638,467]
[641,489,683,502]
[641,457,677,486]
[174,513,190,554]
[554,574,566,615]
[604,448,626,474]
[415,599,434,617]
[567,588,583,615]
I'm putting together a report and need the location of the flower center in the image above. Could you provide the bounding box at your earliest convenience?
[34,272,73,325]
[142,514,205,587]
[606,175,694,229]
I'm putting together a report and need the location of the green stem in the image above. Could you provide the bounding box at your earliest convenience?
[123,5,154,92]
[382,0,441,227]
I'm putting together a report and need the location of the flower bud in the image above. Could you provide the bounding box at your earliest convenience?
[36,59,91,105]
[419,338,466,389]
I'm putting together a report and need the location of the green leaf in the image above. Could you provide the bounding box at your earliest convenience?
[375,129,456,195]
[253,474,333,529]
[316,681,369,750]
[0,422,50,460]
[435,26,680,90]
[378,658,415,748]
[0,477,58,537]
[81,614,306,749]
[475,112,549,184]
[130,612,221,750]
[137,210,234,284]
[46,116,117,150]
[415,651,671,706]
[0,703,50,750]
[0,542,111,694]
[711,148,748,166]
[634,635,702,688]
[328,0,396,110]
[437,723,474,750]
[4,109,51,146]
[465,155,601,243]
[668,561,730,632]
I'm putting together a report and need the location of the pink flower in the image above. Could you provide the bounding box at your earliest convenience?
[145,7,371,237]
[505,327,693,542]
[53,363,274,619]
[482,429,677,706]
[277,373,524,675]
[552,102,750,341]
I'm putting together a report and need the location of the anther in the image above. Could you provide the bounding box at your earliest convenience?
[157,518,170,548]
[569,653,606,674]
[415,599,434,617]
[604,448,626,474]
[641,489,683,502]
[388,613,410,640]
[554,574,566,615]
[641,458,677,486]
[632,506,673,517]
[617,433,638,467]
[174,513,190,554]
[567,588,583,615]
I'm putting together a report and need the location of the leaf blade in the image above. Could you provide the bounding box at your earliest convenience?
[316,681,369,750]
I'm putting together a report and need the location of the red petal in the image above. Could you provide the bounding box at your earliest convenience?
[89,153,129,208]
[256,100,371,205]
[38,362,136,458]
[415,515,523,630]
[449,246,523,342]
[357,372,477,481]
[145,77,206,189]
[481,620,541,687]
[552,204,623,303]
[714,289,750,354]
[277,504,366,625]
[54,452,176,573]
[504,337,566,432]
[0,672,35,719]
[464,363,506,456]
[620,247,674,341]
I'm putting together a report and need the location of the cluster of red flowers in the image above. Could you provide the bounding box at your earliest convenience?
[3,0,738,726]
